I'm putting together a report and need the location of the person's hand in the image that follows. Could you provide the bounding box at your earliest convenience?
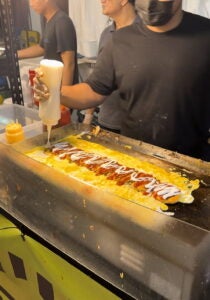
[83,113,93,124]
[33,68,50,102]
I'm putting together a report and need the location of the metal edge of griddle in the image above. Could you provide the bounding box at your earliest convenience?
[9,123,210,231]
[1,126,210,299]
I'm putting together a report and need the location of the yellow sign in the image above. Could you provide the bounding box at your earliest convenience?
[0,214,120,300]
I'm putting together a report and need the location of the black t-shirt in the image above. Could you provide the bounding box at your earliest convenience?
[40,10,78,84]
[86,12,210,161]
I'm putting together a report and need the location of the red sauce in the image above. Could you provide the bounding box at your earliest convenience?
[50,142,181,202]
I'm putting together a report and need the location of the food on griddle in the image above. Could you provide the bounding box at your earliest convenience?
[26,135,199,212]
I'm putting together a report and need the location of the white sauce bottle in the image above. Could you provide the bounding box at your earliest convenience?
[38,59,64,129]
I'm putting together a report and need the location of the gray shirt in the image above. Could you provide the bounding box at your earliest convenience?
[40,10,78,84]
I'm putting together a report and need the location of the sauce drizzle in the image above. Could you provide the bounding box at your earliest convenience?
[51,142,181,202]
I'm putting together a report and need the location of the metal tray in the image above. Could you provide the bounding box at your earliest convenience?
[12,122,210,230]
[0,123,209,300]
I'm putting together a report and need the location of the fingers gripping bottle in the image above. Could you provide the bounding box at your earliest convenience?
[38,59,64,128]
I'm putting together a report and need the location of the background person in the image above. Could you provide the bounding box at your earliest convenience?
[83,0,137,134]
[35,0,210,162]
[18,0,78,86]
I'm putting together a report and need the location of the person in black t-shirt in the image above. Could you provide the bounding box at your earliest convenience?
[35,0,210,162]
[18,0,78,86]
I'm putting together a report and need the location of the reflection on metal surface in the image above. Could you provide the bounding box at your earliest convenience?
[150,272,181,300]
[120,244,144,274]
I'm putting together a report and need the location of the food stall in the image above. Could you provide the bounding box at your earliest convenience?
[0,121,209,299]
[0,1,209,298]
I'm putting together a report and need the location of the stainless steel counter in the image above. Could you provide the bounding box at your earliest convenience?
[0,123,209,300]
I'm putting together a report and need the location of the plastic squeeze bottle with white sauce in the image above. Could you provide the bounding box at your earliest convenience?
[38,59,64,146]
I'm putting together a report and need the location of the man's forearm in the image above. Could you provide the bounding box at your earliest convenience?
[18,44,44,59]
[61,83,105,109]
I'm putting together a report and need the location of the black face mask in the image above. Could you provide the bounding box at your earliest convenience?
[136,0,174,26]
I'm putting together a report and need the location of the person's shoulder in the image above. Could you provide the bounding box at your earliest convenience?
[113,14,140,40]
[182,11,210,36]
[184,11,210,27]
[55,10,68,17]
[54,10,73,22]
[107,22,116,31]
[102,23,115,35]
[119,14,140,31]
[98,25,114,54]
[53,10,75,29]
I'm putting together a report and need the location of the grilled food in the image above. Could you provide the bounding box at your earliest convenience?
[26,135,199,212]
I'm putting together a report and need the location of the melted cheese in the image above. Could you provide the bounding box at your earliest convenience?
[26,135,200,212]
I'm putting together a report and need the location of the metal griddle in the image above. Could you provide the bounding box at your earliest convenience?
[0,123,210,300]
[77,127,210,231]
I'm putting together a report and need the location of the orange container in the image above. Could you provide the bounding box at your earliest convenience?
[5,123,25,144]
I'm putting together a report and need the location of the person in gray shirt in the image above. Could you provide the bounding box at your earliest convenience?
[83,0,136,133]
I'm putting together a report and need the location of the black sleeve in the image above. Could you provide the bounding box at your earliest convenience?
[55,16,77,53]
[86,38,117,96]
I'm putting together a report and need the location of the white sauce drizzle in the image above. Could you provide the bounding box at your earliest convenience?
[115,166,134,175]
[100,160,119,169]
[51,142,181,200]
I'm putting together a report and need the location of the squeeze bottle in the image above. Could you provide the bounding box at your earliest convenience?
[38,59,64,126]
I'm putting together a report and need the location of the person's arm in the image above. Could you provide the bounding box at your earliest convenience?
[60,50,75,85]
[33,78,105,110]
[34,39,114,110]
[60,39,115,110]
[83,108,95,124]
[61,83,105,109]
[17,44,44,59]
